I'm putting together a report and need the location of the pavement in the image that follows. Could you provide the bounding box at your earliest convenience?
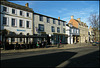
[0,42,93,54]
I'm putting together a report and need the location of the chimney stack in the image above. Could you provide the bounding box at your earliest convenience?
[77,18,81,22]
[25,3,29,7]
[58,17,60,19]
[71,15,74,19]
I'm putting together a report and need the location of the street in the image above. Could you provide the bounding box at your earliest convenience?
[1,45,99,67]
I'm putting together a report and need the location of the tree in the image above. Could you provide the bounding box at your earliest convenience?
[88,13,99,41]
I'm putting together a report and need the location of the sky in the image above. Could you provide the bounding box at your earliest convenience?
[9,1,99,28]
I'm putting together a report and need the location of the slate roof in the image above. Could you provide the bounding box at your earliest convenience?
[34,12,66,22]
[1,1,33,13]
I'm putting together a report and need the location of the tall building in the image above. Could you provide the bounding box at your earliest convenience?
[68,16,89,43]
[33,13,68,44]
[0,1,33,43]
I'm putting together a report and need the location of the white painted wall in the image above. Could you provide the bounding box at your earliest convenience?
[0,5,33,43]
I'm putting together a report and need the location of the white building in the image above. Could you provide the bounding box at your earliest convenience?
[0,1,33,43]
[66,24,80,44]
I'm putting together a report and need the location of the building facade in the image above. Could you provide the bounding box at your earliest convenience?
[66,24,80,44]
[68,16,88,43]
[88,26,94,42]
[33,13,67,44]
[0,1,33,44]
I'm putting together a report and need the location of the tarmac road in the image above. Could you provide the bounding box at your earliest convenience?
[1,45,99,67]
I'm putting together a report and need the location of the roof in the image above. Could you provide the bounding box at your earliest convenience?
[34,12,66,22]
[1,1,33,13]
[74,19,88,27]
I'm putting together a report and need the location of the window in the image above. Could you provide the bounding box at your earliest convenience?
[88,32,90,35]
[3,6,7,12]
[27,13,29,17]
[3,17,7,25]
[63,28,65,33]
[47,17,50,23]
[12,18,16,26]
[77,30,78,33]
[12,38,15,42]
[20,33,22,42]
[40,15,43,21]
[19,20,23,27]
[53,19,55,24]
[51,26,55,32]
[26,21,29,28]
[12,9,15,14]
[71,29,73,33]
[39,24,44,31]
[58,20,60,25]
[20,11,23,16]
[63,22,65,26]
[57,27,60,33]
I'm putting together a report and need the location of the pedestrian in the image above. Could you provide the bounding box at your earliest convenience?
[41,41,44,48]
[37,41,40,48]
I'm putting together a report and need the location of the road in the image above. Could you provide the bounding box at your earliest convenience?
[1,45,99,67]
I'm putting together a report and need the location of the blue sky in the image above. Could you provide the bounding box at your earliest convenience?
[9,1,99,28]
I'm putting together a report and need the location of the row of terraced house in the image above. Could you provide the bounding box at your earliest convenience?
[0,1,94,46]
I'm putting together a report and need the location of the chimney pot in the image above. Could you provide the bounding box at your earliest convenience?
[77,18,81,22]
[25,3,29,7]
[58,17,60,19]
[71,15,74,19]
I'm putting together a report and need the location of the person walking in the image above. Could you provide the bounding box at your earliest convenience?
[37,41,40,48]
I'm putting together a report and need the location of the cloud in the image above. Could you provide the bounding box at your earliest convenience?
[58,8,68,13]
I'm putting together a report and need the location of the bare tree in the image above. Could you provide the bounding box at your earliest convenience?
[88,13,99,41]
[88,13,99,30]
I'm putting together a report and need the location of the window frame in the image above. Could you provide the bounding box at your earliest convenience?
[12,18,16,27]
[12,8,15,14]
[63,22,65,26]
[27,12,29,17]
[47,17,50,23]
[19,20,23,27]
[63,28,65,33]
[39,24,44,31]
[3,17,7,25]
[58,20,60,25]
[51,26,55,32]
[20,11,23,16]
[40,15,43,21]
[57,27,60,33]
[3,6,7,12]
[26,21,30,28]
[53,19,55,24]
